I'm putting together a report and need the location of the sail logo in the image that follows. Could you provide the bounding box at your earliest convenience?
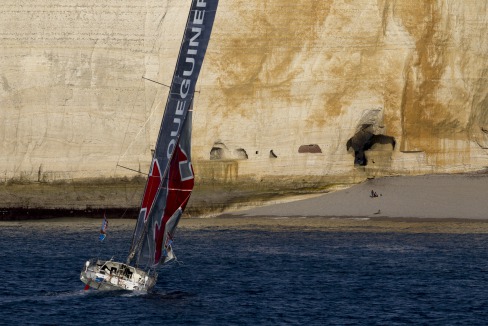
[166,0,208,160]
[178,147,194,182]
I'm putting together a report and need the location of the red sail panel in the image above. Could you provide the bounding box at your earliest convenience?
[154,143,194,263]
[140,160,162,222]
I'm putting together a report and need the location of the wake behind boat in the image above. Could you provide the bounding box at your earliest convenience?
[80,0,219,292]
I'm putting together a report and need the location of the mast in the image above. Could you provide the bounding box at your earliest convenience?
[127,0,219,268]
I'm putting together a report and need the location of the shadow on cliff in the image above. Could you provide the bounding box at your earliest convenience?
[347,125,396,166]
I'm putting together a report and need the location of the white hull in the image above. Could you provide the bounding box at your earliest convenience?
[80,259,157,292]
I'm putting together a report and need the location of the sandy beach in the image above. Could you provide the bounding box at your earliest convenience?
[224,173,488,220]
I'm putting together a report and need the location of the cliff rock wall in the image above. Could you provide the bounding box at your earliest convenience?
[1,0,487,190]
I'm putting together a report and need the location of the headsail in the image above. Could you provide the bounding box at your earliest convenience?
[128,0,219,268]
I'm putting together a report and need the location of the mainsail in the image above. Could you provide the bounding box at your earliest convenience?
[127,0,219,268]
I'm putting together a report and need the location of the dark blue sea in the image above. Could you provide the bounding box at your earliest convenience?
[1,219,488,325]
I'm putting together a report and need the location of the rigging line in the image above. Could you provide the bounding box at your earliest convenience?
[159,187,192,191]
[116,77,144,174]
[119,206,130,219]
[142,76,199,95]
[142,76,170,88]
[116,164,147,175]
[115,84,166,169]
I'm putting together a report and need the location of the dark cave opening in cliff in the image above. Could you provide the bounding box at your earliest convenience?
[346,126,396,166]
[298,144,322,153]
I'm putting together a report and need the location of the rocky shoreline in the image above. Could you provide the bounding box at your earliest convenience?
[0,177,342,220]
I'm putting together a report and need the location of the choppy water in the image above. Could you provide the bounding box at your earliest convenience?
[1,219,488,325]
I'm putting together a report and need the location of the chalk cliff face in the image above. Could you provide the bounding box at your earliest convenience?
[1,0,488,187]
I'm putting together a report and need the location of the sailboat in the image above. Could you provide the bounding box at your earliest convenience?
[80,0,219,292]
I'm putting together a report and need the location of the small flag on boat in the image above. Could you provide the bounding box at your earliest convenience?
[99,215,108,241]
